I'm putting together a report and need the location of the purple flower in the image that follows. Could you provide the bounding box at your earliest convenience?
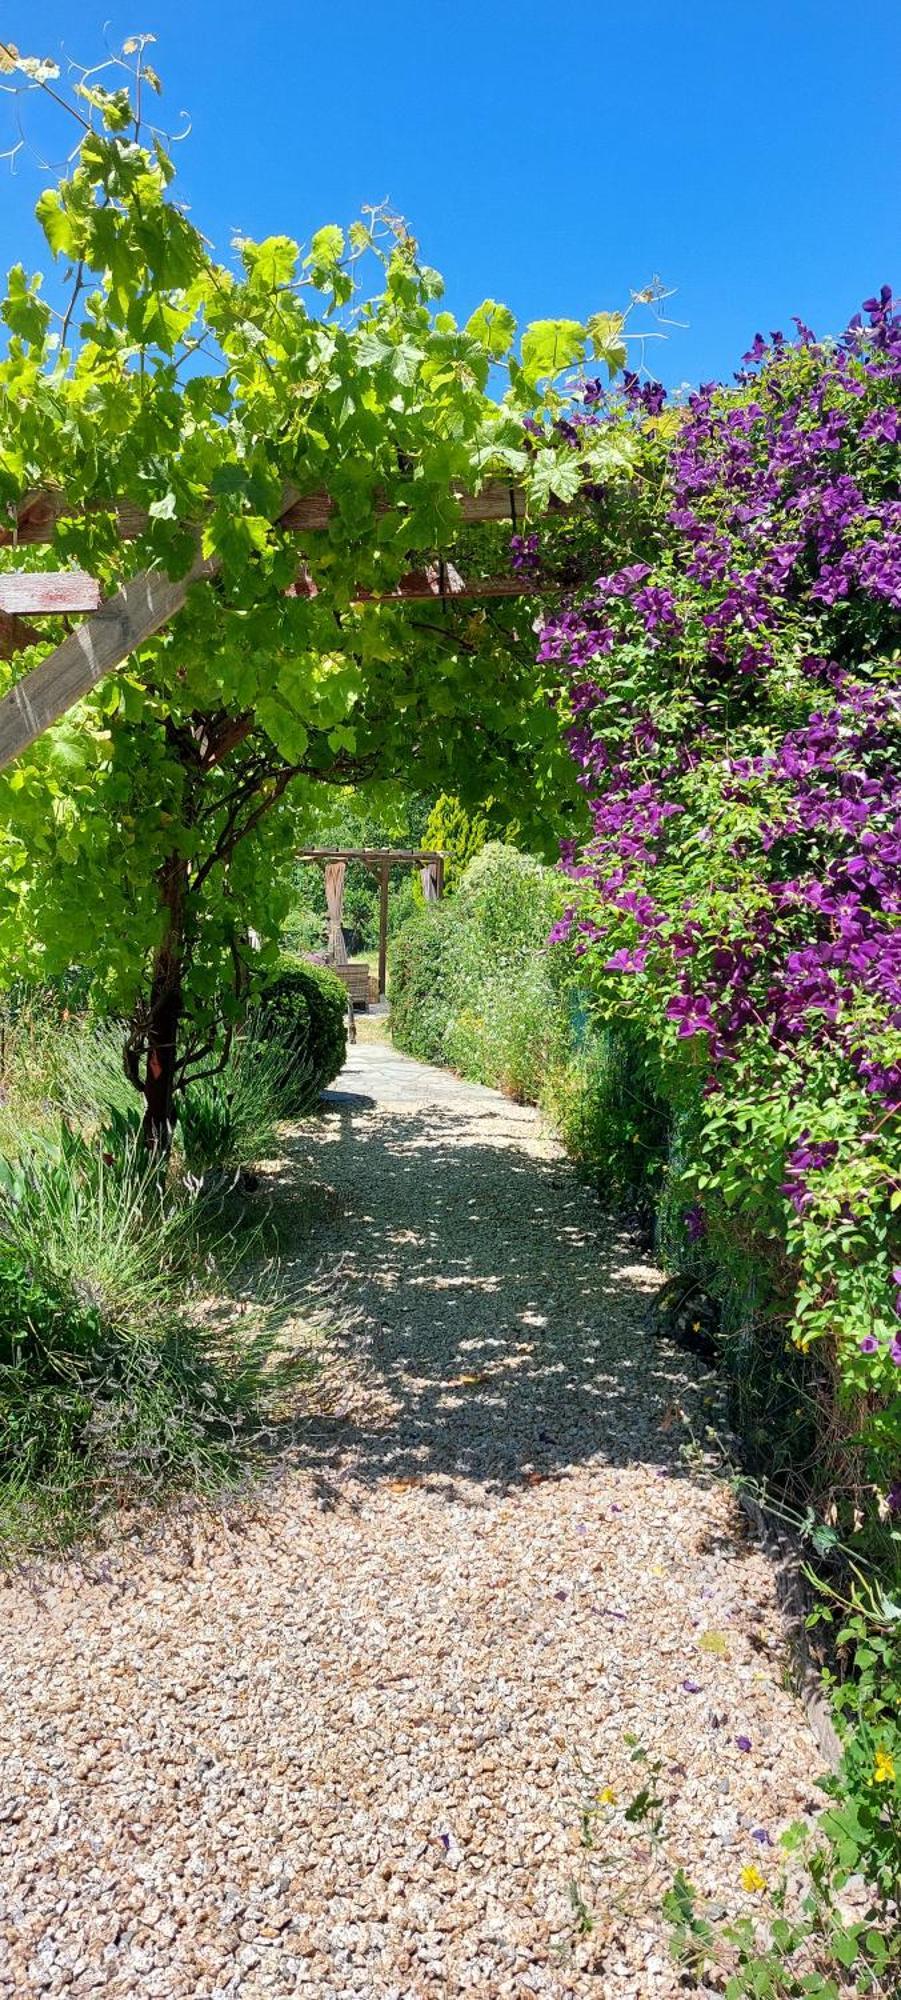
[891,1339,901,1366]
[859,1335,879,1355]
[682,1678,702,1693]
[886,1480,901,1516]
[736,1735,752,1753]
[683,1204,707,1242]
[752,1828,774,1846]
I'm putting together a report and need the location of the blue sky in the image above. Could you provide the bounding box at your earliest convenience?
[1,2,898,387]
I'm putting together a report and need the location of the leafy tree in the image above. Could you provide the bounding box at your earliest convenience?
[419,793,491,894]
[0,37,639,1148]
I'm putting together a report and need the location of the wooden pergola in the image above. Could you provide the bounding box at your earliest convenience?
[0,478,544,771]
[297,847,445,1002]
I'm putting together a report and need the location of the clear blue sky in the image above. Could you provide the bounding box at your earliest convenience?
[2,2,898,387]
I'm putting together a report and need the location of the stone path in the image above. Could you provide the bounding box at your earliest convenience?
[0,1045,823,1999]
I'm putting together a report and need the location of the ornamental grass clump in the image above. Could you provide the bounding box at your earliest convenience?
[0,1123,304,1552]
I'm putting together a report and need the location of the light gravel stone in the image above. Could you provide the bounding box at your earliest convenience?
[0,1043,824,1997]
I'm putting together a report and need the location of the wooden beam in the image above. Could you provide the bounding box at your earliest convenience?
[0,571,102,616]
[0,486,303,772]
[297,849,444,866]
[0,478,529,550]
[287,560,533,604]
[378,857,390,1001]
[0,554,216,767]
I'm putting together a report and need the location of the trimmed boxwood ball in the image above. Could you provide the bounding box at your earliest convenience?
[256,959,347,1113]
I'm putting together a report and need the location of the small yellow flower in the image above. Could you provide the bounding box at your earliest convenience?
[740,1864,766,1894]
[597,1786,616,1805]
[873,1747,896,1785]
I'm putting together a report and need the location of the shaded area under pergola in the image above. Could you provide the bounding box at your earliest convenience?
[296,848,445,1002]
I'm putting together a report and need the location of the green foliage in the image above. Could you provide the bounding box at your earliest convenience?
[452,843,564,957]
[53,1018,143,1130]
[391,843,571,1094]
[819,1607,901,1907]
[418,793,490,897]
[663,1836,899,1996]
[387,904,458,1065]
[256,960,347,1111]
[544,1018,669,1217]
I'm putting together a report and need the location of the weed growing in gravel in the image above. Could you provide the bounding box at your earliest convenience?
[554,1737,668,1973]
[664,1831,900,1996]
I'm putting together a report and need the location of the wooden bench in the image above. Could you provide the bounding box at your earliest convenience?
[331,963,371,1010]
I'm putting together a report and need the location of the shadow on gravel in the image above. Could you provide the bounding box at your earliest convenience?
[256,1076,722,1505]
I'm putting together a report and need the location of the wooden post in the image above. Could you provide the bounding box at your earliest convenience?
[378,858,390,1000]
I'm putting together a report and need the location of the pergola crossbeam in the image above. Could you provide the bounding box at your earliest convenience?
[0,571,101,616]
[0,478,529,551]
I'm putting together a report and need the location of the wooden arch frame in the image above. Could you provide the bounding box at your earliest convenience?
[296,847,445,1001]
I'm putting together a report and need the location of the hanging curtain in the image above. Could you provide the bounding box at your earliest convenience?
[324,860,348,964]
[420,860,440,903]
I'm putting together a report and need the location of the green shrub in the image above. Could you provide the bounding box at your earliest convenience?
[256,959,347,1112]
[416,793,490,897]
[389,904,458,1063]
[392,843,568,1088]
[544,1019,669,1215]
[452,842,563,960]
[444,962,566,1102]
[279,899,327,958]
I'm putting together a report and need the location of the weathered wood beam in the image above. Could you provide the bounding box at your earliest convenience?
[0,486,304,771]
[0,478,528,550]
[0,571,102,616]
[297,849,444,866]
[287,560,532,603]
[0,555,215,767]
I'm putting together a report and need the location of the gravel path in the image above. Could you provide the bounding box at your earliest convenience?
[0,1045,824,1999]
